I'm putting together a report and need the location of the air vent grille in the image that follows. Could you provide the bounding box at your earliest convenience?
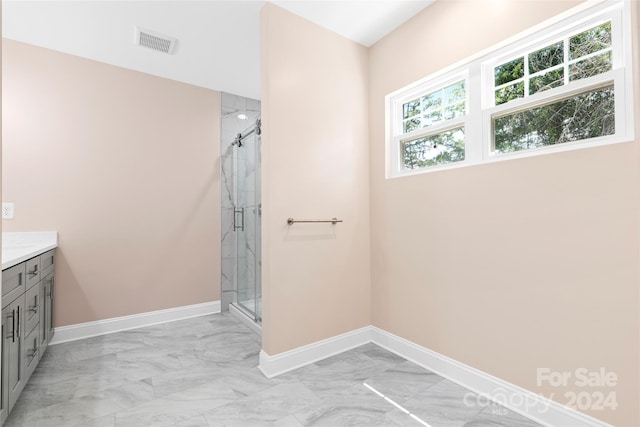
[135,27,176,54]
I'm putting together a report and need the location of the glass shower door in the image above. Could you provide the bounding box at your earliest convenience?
[236,130,261,323]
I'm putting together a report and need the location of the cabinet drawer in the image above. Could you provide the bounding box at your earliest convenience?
[40,250,55,277]
[25,257,41,290]
[23,325,39,383]
[24,284,40,336]
[2,263,26,308]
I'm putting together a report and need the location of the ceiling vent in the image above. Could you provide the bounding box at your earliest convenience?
[134,27,177,54]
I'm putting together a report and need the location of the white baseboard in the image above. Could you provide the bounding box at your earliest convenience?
[370,327,611,427]
[49,301,221,345]
[258,326,372,378]
[259,325,611,427]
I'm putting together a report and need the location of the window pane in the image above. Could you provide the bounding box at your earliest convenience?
[403,99,420,119]
[403,117,421,133]
[569,51,612,81]
[444,101,465,120]
[569,22,611,60]
[529,41,564,74]
[422,91,442,111]
[495,81,524,105]
[494,85,614,153]
[529,68,564,95]
[444,81,465,105]
[423,109,442,127]
[402,128,465,169]
[495,57,524,86]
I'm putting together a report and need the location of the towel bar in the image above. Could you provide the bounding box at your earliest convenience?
[287,218,343,225]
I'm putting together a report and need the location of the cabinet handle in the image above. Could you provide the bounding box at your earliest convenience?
[29,295,39,313]
[16,306,20,339]
[28,347,38,359]
[7,310,15,342]
[28,265,38,276]
[51,277,55,301]
[18,272,23,286]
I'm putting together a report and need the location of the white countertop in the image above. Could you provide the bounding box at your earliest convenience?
[2,232,58,270]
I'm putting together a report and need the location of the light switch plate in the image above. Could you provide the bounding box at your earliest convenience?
[2,203,14,219]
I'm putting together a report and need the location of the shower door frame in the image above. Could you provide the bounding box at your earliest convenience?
[233,119,261,324]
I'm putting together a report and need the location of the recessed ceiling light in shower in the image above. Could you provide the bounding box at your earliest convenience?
[238,114,248,120]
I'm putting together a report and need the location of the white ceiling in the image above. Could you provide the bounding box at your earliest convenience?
[2,1,433,100]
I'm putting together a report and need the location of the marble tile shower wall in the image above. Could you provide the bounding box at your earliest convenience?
[220,92,261,311]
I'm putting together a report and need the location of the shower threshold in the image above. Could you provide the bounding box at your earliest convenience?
[230,303,261,336]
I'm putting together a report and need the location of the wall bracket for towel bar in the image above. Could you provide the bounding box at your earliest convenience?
[287,217,343,225]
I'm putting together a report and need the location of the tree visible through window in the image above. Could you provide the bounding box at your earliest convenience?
[400,79,467,169]
[388,1,632,177]
[403,128,465,169]
[492,21,614,153]
[494,85,615,153]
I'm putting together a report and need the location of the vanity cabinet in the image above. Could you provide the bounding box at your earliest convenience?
[1,250,55,425]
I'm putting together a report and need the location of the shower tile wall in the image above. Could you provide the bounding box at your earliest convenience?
[221,92,261,311]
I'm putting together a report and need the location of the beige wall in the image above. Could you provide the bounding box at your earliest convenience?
[260,4,371,355]
[2,40,221,327]
[369,1,639,425]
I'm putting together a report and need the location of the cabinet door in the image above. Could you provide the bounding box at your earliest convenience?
[40,250,55,278]
[23,326,39,384]
[47,276,55,343]
[25,257,40,291]
[1,306,9,425]
[3,296,24,413]
[39,275,52,356]
[24,285,40,338]
[2,264,25,310]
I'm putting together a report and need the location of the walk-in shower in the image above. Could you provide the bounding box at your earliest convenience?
[221,93,262,326]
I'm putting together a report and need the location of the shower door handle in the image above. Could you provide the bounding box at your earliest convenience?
[234,208,245,231]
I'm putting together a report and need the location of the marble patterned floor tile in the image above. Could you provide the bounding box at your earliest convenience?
[463,405,543,427]
[4,312,543,427]
[173,414,211,427]
[74,377,156,410]
[73,414,117,427]
[15,375,78,408]
[357,343,408,365]
[281,345,405,398]
[364,360,445,404]
[147,364,226,398]
[203,382,320,426]
[293,382,402,426]
[5,392,126,427]
[273,415,305,427]
[385,379,488,427]
[114,379,241,427]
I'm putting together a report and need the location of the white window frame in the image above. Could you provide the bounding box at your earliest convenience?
[385,0,634,179]
[390,72,469,174]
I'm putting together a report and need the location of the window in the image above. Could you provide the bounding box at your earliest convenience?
[386,0,633,177]
[397,78,467,170]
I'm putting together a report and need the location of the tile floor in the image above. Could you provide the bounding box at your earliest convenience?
[5,313,542,427]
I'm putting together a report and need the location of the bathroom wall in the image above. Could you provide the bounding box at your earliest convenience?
[368,0,639,425]
[220,92,261,311]
[2,40,221,326]
[260,4,371,355]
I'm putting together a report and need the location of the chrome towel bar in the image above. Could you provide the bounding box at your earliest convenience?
[287,217,343,225]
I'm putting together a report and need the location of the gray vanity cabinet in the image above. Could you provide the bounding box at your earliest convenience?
[1,250,55,425]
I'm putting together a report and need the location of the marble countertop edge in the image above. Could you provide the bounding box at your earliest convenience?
[2,231,59,270]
